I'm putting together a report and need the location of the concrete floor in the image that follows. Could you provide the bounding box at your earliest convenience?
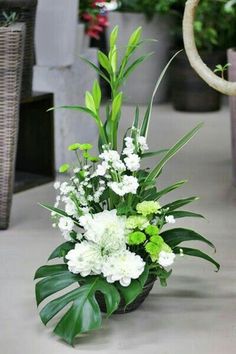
[0,104,236,353]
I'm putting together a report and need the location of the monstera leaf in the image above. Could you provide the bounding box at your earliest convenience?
[34,263,152,345]
[35,265,121,345]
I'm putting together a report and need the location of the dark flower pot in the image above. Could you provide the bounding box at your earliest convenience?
[227,48,236,186]
[96,276,156,314]
[171,51,224,112]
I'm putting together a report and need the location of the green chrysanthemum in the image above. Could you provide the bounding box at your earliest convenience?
[136,201,161,216]
[126,215,149,230]
[128,231,146,245]
[145,224,159,236]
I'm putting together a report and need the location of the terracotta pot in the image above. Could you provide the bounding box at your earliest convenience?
[107,12,174,104]
[227,48,236,186]
[171,51,223,112]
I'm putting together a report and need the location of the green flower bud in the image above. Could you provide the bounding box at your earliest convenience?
[59,163,70,173]
[68,143,80,151]
[145,225,159,236]
[128,231,146,245]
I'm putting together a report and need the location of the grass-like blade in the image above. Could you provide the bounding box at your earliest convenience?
[174,247,220,271]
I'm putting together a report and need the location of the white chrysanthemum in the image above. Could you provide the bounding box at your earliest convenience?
[165,215,176,224]
[138,136,149,152]
[58,216,74,232]
[158,251,176,267]
[102,250,145,287]
[124,154,140,172]
[79,210,127,254]
[66,241,103,276]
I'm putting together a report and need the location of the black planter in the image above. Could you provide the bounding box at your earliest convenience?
[96,276,156,314]
[171,51,224,112]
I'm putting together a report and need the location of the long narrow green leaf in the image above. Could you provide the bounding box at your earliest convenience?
[174,247,220,271]
[160,228,215,250]
[141,149,168,159]
[145,123,203,182]
[80,56,111,84]
[122,52,153,81]
[152,180,187,201]
[167,210,205,219]
[140,50,182,138]
[39,203,69,218]
[47,105,98,121]
[162,196,199,211]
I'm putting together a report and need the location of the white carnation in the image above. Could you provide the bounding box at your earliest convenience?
[95,161,108,176]
[123,137,135,156]
[158,251,176,267]
[66,241,103,276]
[99,150,120,162]
[102,250,145,287]
[108,175,139,196]
[124,154,140,172]
[58,216,74,232]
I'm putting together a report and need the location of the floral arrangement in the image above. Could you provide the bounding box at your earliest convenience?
[79,0,118,39]
[34,26,219,346]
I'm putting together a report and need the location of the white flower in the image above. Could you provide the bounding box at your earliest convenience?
[102,250,145,287]
[79,210,127,255]
[66,241,103,276]
[65,200,77,216]
[58,216,74,232]
[112,159,126,172]
[165,215,176,224]
[124,154,140,172]
[62,230,73,241]
[96,1,119,11]
[60,182,74,195]
[95,161,108,176]
[138,136,149,152]
[122,175,139,194]
[158,251,176,267]
[100,150,120,162]
[123,137,135,156]
[54,181,60,190]
[108,175,139,196]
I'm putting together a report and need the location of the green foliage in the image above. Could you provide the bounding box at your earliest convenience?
[1,11,18,27]
[170,0,236,51]
[118,0,177,18]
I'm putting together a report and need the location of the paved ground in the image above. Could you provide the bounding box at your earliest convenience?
[0,104,236,354]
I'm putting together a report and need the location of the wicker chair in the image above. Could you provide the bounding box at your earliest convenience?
[0,0,37,99]
[0,23,25,229]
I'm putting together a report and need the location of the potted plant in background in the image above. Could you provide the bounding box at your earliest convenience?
[170,0,236,112]
[181,0,236,185]
[34,26,219,346]
[107,0,176,104]
[0,13,25,229]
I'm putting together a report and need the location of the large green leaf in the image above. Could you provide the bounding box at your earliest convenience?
[117,265,149,306]
[35,270,80,306]
[50,277,120,345]
[173,247,220,271]
[162,196,199,211]
[48,241,75,261]
[34,264,68,279]
[145,123,203,182]
[160,228,215,250]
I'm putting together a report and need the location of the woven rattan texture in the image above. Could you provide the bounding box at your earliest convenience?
[0,24,25,229]
[0,1,37,98]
